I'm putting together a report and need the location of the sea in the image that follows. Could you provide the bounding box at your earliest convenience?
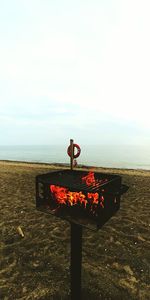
[0,144,150,170]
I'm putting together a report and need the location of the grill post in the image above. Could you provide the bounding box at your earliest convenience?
[70,222,82,300]
[70,139,74,171]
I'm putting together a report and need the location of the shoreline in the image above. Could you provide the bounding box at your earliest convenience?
[0,159,150,176]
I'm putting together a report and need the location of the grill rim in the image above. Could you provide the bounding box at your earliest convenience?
[36,169,121,193]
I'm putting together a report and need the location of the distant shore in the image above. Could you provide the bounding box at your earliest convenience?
[1,144,150,171]
[0,160,150,177]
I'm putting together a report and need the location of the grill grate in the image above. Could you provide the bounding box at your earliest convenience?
[37,170,121,192]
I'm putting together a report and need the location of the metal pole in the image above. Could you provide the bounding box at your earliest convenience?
[70,222,82,300]
[69,138,82,299]
[70,139,74,171]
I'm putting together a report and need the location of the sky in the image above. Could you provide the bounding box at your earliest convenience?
[0,0,150,146]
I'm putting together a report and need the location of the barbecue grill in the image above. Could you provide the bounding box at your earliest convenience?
[36,169,128,230]
[35,140,129,300]
[36,139,128,300]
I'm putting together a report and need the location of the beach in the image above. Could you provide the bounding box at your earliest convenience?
[0,161,150,300]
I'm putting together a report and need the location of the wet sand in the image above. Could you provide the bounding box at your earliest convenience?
[0,161,150,299]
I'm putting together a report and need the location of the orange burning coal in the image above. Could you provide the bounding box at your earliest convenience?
[50,185,104,209]
[82,171,108,186]
[82,171,97,186]
[49,172,105,211]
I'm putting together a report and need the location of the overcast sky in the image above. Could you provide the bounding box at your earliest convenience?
[0,0,150,146]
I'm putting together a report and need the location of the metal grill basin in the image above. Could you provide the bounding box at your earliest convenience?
[36,170,128,230]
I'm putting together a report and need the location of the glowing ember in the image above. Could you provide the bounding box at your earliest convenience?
[50,184,105,213]
[87,192,99,204]
[82,171,108,187]
[82,172,96,186]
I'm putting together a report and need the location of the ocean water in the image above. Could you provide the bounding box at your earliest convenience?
[0,144,150,170]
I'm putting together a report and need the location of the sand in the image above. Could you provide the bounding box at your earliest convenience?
[0,161,150,300]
